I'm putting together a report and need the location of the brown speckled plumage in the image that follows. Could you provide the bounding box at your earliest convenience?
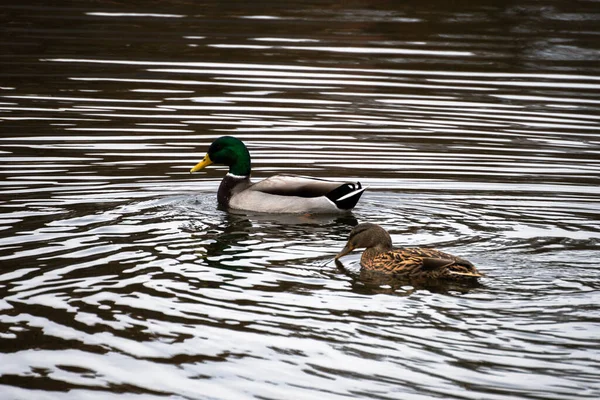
[336,223,483,281]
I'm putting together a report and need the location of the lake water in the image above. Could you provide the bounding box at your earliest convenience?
[1,1,600,399]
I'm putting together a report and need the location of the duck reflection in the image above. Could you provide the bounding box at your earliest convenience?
[192,211,359,274]
[334,259,482,295]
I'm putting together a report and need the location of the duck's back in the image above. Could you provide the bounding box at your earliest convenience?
[362,247,481,280]
[227,174,365,213]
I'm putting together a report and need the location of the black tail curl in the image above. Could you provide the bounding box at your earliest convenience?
[325,182,366,210]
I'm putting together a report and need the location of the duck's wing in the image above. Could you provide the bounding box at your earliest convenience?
[421,257,455,270]
[398,248,484,278]
[419,249,484,278]
[250,174,366,210]
[421,257,483,277]
[250,174,354,197]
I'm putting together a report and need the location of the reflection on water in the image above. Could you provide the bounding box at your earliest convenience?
[1,0,600,399]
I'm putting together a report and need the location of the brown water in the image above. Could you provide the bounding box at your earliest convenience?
[2,1,600,399]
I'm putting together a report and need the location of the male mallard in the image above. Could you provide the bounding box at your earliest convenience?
[190,136,366,213]
[336,223,483,281]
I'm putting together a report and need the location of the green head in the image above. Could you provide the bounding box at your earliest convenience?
[190,136,251,176]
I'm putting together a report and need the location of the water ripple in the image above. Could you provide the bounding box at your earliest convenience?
[2,3,600,399]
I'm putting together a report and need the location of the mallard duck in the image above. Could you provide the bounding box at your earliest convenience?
[190,136,366,213]
[336,223,483,281]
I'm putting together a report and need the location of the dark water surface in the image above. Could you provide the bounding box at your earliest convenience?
[2,1,600,399]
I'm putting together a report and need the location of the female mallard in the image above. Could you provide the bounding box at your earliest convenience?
[336,223,483,281]
[190,136,366,213]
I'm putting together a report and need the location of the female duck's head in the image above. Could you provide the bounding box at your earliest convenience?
[335,223,393,260]
[190,136,251,177]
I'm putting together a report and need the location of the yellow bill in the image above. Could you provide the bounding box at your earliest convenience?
[190,154,213,173]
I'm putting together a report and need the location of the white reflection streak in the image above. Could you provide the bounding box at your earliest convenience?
[182,96,348,105]
[240,15,282,19]
[69,77,336,89]
[492,94,600,104]
[322,92,455,99]
[44,59,600,82]
[428,79,600,89]
[147,68,386,80]
[86,12,184,18]
[215,78,495,91]
[378,99,521,108]
[367,105,600,124]
[209,44,272,49]
[2,95,158,103]
[127,105,338,112]
[45,58,353,71]
[280,46,473,56]
[251,37,319,43]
